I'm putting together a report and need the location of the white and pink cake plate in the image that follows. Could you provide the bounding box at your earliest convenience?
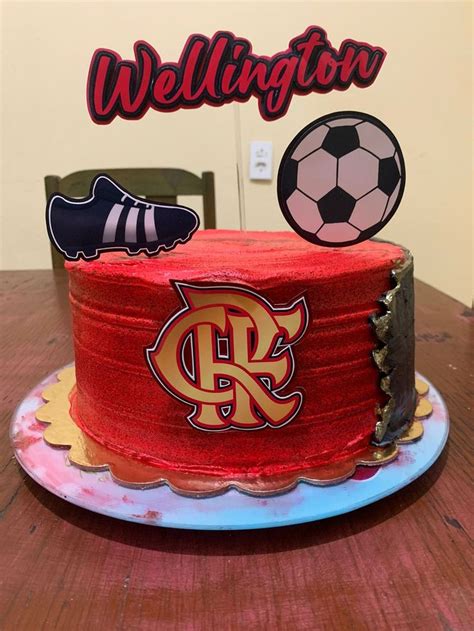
[10,369,449,530]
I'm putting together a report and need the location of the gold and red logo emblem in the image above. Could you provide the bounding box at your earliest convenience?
[146,282,309,431]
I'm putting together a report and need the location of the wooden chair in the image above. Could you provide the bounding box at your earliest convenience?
[44,168,216,268]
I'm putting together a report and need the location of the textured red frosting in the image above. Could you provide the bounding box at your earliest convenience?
[66,230,407,477]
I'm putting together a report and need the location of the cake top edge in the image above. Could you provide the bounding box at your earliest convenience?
[65,230,409,283]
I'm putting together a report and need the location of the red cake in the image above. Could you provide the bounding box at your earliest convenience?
[65,230,416,487]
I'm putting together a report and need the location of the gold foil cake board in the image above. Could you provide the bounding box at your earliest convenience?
[35,367,432,497]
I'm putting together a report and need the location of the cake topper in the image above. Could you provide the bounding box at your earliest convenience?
[87,27,386,124]
[46,174,199,261]
[277,111,405,247]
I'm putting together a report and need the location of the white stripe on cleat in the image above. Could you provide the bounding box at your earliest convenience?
[125,206,139,242]
[144,207,158,242]
[103,203,124,243]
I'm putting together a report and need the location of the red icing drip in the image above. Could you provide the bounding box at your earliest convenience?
[66,230,405,477]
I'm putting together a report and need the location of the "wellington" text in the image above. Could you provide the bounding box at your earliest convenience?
[87,27,386,124]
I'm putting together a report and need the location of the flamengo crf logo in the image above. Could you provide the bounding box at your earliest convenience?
[146,283,309,431]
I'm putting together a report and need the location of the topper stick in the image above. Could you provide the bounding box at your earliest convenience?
[233,103,247,231]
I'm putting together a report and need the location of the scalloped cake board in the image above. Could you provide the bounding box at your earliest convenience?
[11,370,448,530]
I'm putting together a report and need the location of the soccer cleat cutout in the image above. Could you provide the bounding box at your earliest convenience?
[46,174,200,261]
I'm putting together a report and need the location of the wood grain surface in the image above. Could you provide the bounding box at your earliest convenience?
[1,271,472,631]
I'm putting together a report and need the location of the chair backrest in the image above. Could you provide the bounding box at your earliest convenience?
[45,168,216,268]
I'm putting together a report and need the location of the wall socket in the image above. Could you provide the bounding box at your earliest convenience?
[249,141,273,180]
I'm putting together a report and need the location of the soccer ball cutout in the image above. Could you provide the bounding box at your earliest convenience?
[277,112,405,247]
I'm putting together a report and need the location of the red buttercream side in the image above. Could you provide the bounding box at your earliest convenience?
[66,230,407,477]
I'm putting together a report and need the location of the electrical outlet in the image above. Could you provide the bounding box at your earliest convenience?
[249,141,273,180]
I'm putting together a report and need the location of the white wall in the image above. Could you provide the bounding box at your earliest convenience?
[1,1,472,305]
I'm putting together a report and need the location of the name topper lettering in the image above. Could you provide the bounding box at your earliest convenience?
[87,26,386,124]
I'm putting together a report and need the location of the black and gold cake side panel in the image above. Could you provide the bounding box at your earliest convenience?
[371,249,417,444]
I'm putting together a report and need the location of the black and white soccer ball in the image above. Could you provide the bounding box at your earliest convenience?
[277,111,405,247]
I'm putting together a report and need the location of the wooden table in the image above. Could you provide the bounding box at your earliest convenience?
[1,271,472,630]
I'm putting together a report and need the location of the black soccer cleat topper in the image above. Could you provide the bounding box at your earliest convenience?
[46,174,200,261]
